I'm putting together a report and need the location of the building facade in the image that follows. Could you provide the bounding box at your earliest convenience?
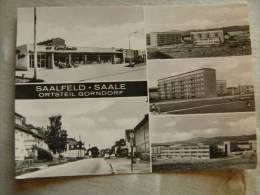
[217,139,256,156]
[216,80,227,96]
[152,143,210,161]
[15,113,50,163]
[238,85,254,95]
[191,30,224,46]
[146,32,182,47]
[133,114,150,160]
[16,38,144,71]
[227,87,239,96]
[63,138,85,158]
[158,68,217,100]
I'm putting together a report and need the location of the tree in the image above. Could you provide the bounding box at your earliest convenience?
[88,146,99,158]
[46,115,68,156]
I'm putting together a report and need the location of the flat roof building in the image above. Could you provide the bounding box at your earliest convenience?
[158,68,217,100]
[16,38,145,71]
[147,32,182,47]
[227,87,239,96]
[133,114,150,160]
[191,30,224,46]
[238,85,254,95]
[216,80,227,96]
[152,143,210,161]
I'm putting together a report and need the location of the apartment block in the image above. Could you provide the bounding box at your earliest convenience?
[216,80,227,96]
[152,143,210,161]
[158,68,217,100]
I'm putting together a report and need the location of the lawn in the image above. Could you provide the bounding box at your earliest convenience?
[152,156,256,173]
[147,41,251,59]
[150,97,255,114]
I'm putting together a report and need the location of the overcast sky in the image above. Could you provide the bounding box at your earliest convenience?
[17,7,145,49]
[16,97,148,149]
[148,56,253,88]
[150,112,256,144]
[145,4,249,33]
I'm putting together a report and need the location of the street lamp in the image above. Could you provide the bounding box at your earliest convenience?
[33,7,38,80]
[128,31,137,67]
[129,131,135,172]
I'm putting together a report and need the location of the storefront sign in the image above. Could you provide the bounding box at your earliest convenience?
[45,46,77,51]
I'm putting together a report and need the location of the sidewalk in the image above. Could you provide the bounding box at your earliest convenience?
[16,63,146,83]
[105,157,151,174]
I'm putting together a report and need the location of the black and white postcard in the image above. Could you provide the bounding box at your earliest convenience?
[15,3,257,179]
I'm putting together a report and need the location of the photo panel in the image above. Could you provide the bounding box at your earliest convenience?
[144,4,251,59]
[15,97,150,179]
[16,7,146,83]
[148,56,255,115]
[150,112,257,173]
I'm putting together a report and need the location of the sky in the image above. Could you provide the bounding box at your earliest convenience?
[16,97,148,149]
[150,112,256,144]
[145,4,249,33]
[148,56,253,88]
[17,7,145,49]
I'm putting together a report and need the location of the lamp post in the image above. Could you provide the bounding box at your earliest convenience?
[129,131,135,172]
[33,7,38,80]
[128,31,137,67]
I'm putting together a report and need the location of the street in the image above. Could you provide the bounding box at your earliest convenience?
[105,157,151,174]
[16,158,113,179]
[16,63,146,83]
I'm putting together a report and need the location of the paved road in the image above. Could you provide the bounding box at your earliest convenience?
[16,158,113,179]
[16,63,146,83]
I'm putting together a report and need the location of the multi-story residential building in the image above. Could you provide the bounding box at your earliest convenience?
[15,113,36,161]
[133,114,150,160]
[238,85,254,95]
[15,113,50,163]
[29,126,48,151]
[152,144,167,160]
[146,32,182,47]
[152,143,210,161]
[216,80,227,96]
[191,30,224,46]
[158,68,217,100]
[227,87,239,96]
